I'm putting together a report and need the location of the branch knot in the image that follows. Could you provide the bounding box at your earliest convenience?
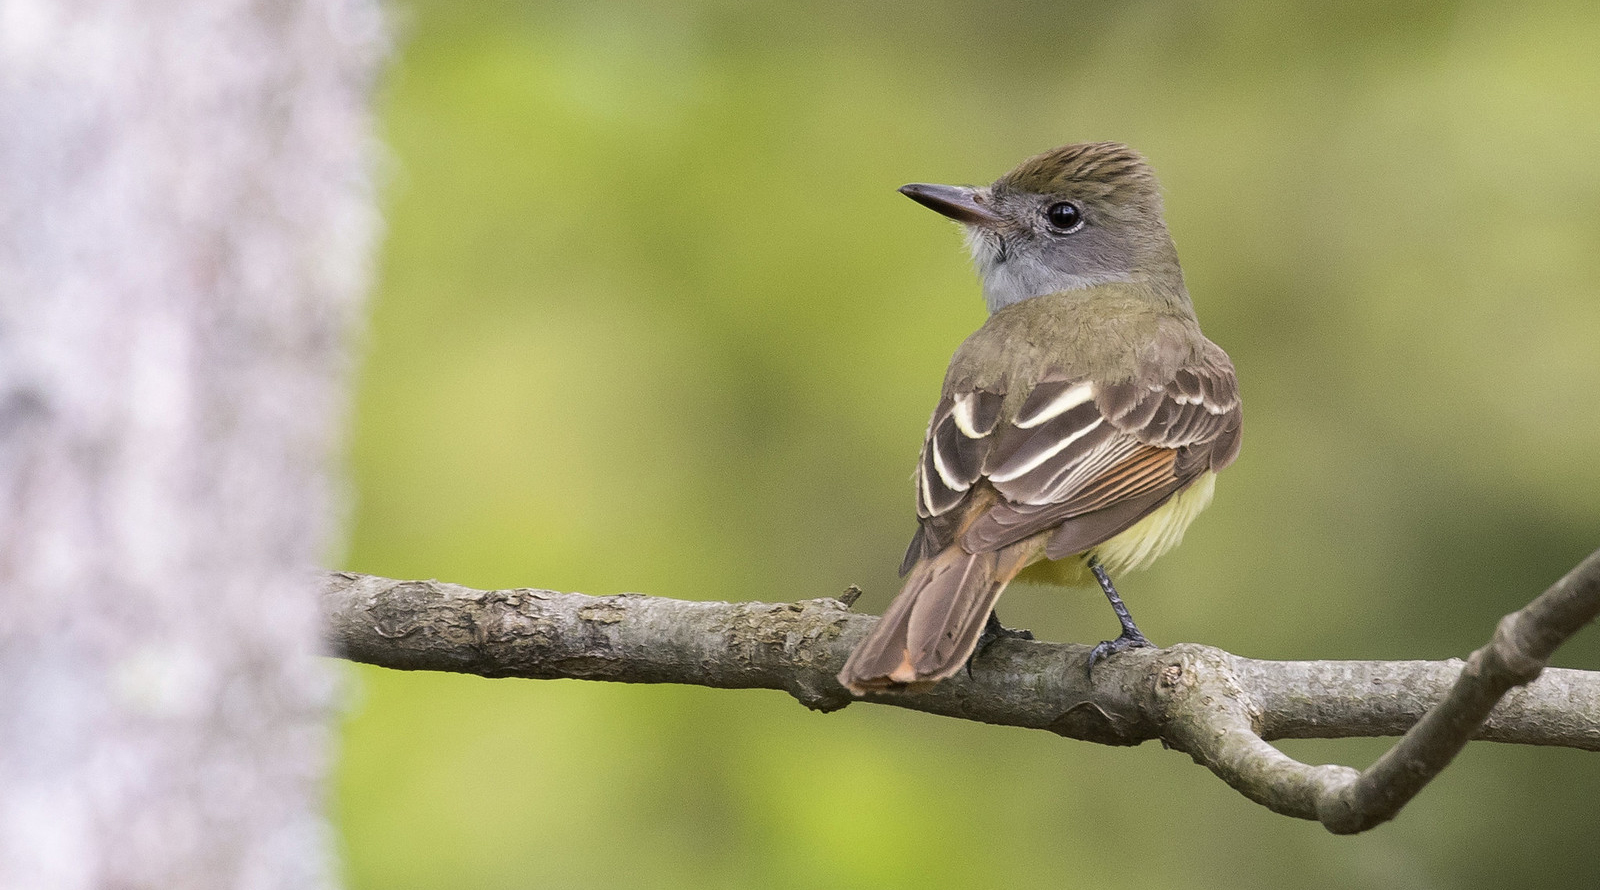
[1486,612,1547,685]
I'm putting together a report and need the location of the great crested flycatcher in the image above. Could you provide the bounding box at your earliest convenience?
[838,142,1242,695]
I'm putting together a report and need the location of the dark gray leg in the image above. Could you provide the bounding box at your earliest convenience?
[1086,557,1153,676]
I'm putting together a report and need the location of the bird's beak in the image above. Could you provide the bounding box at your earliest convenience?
[898,183,1003,227]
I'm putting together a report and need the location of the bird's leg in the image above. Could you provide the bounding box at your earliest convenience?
[966,610,1035,678]
[1086,557,1153,676]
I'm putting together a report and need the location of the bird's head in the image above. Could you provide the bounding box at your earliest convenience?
[900,142,1182,312]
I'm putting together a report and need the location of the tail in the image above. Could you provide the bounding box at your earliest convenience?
[838,541,1037,695]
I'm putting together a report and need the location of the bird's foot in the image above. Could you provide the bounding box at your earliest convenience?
[1086,630,1153,679]
[966,612,1034,678]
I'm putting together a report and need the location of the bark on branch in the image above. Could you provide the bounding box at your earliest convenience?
[322,548,1600,834]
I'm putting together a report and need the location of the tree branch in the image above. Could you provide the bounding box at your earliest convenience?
[322,548,1600,833]
[1312,547,1600,832]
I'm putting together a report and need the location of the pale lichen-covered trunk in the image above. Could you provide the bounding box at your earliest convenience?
[0,1,384,886]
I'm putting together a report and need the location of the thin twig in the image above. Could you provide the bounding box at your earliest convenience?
[1312,547,1600,832]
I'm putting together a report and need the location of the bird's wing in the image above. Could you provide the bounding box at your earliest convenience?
[902,342,1241,572]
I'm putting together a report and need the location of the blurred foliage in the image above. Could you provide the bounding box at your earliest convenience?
[336,1,1600,886]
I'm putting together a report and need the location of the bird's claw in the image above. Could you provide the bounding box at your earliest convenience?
[1086,631,1153,679]
[966,613,1034,678]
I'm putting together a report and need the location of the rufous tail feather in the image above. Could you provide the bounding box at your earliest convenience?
[838,539,1040,694]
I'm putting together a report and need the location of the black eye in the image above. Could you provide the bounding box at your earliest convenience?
[1046,201,1082,231]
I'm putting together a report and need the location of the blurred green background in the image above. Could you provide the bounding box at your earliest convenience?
[336,1,1600,887]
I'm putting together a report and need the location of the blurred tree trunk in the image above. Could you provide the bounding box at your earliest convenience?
[0,2,383,887]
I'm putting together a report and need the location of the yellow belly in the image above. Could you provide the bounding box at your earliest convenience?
[1015,472,1217,587]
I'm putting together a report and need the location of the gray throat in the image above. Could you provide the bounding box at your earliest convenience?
[980,266,1136,312]
[966,229,1134,312]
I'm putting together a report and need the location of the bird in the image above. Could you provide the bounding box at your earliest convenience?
[837,142,1242,695]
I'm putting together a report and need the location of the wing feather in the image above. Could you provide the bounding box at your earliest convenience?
[905,335,1242,566]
